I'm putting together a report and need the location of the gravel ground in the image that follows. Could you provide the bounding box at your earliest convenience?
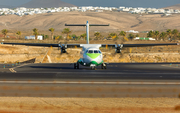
[0,97,179,113]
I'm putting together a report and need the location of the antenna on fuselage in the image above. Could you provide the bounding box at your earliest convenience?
[65,21,109,44]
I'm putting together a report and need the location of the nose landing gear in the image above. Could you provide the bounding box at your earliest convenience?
[91,66,95,70]
[90,64,96,70]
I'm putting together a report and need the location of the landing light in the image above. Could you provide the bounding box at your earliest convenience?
[84,63,86,65]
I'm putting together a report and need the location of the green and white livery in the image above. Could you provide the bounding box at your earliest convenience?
[76,44,105,69]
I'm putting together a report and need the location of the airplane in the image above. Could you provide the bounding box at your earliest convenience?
[1,21,179,70]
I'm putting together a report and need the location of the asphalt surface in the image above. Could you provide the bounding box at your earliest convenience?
[0,63,180,97]
[1,63,180,81]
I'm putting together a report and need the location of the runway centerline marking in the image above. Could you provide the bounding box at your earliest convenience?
[0,81,180,85]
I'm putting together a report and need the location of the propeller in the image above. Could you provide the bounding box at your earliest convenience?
[58,42,69,55]
[115,42,123,53]
[113,42,124,58]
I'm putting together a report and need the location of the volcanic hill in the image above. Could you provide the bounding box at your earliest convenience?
[163,4,180,10]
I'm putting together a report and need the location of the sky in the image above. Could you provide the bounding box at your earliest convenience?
[0,0,179,8]
[0,0,31,6]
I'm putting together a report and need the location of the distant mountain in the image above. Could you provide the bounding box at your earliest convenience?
[62,0,180,8]
[163,4,180,10]
[20,0,76,8]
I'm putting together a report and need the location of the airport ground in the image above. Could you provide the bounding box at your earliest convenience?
[0,40,180,112]
[0,63,180,112]
[0,11,180,112]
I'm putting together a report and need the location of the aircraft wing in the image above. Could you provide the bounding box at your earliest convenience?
[123,43,179,47]
[1,42,60,47]
[2,42,178,48]
[101,43,179,48]
[1,42,82,53]
[101,43,179,53]
[101,44,116,48]
[1,42,81,48]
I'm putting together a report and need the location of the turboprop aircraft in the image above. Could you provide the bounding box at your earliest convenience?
[1,21,179,70]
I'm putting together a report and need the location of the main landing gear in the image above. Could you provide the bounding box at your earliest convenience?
[101,63,107,69]
[74,62,79,69]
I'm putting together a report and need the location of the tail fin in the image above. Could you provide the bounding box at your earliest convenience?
[65,21,109,44]
[86,21,89,44]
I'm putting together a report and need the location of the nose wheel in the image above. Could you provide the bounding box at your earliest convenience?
[101,63,107,69]
[91,66,95,70]
[74,62,79,69]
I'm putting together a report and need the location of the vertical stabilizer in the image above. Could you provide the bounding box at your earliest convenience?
[65,21,109,45]
[86,21,89,44]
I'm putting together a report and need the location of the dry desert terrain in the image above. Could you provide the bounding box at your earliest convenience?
[0,97,180,113]
[0,12,180,36]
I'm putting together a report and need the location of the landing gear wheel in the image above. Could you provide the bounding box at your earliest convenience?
[74,63,79,69]
[74,63,76,69]
[91,66,95,70]
[101,63,107,69]
[104,65,107,69]
[77,63,79,69]
[101,64,103,69]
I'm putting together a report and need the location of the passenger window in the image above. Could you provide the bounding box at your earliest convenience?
[94,50,98,53]
[88,50,93,53]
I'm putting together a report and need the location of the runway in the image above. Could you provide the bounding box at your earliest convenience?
[0,63,180,97]
[1,63,180,81]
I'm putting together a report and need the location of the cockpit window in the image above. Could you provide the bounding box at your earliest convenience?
[88,50,93,53]
[87,50,101,53]
[94,50,98,53]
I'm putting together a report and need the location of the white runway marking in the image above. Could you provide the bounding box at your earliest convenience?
[0,81,180,85]
[162,65,180,68]
[9,68,16,73]
[9,64,31,73]
[14,72,180,75]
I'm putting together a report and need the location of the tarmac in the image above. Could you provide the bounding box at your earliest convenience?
[0,63,180,97]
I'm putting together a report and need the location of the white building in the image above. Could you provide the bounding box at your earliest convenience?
[25,35,43,40]
[126,30,139,33]
[0,6,179,17]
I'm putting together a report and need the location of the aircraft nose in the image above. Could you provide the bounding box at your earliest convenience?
[86,53,100,59]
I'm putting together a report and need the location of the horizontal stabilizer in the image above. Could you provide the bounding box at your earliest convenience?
[65,24,86,26]
[89,24,109,26]
[65,24,109,26]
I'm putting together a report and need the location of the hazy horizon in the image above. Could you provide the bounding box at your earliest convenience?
[0,0,179,8]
